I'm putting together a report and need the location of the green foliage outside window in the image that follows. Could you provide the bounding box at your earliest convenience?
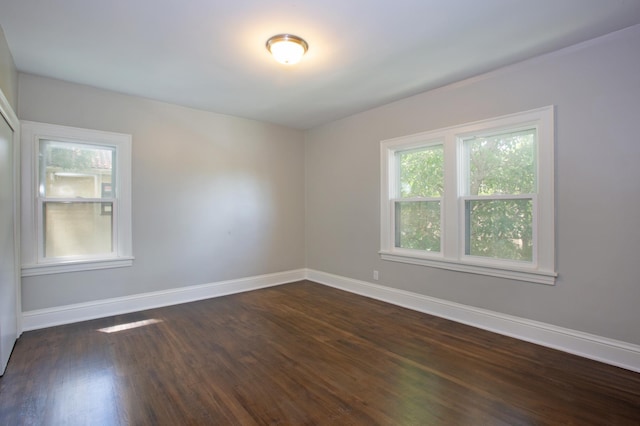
[398,146,444,198]
[395,129,536,261]
[466,129,535,196]
[465,129,535,261]
[395,145,443,251]
[41,140,113,174]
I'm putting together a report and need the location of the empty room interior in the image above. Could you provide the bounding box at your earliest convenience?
[1,1,640,424]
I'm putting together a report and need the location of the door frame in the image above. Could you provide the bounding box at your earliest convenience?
[0,87,21,340]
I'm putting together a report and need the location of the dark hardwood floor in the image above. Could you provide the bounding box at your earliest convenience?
[1,281,639,425]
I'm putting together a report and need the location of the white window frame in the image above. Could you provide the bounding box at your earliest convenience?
[21,121,133,276]
[391,139,445,254]
[380,106,556,285]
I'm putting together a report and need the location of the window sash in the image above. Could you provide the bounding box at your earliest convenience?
[391,198,442,253]
[38,139,116,198]
[459,126,538,197]
[37,198,119,263]
[395,144,444,199]
[460,194,536,266]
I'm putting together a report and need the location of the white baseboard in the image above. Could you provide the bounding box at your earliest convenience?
[21,267,640,373]
[21,269,306,331]
[307,269,640,373]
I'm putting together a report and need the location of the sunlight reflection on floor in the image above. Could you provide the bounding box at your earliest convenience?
[97,318,163,334]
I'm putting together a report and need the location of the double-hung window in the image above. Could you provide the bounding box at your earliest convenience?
[393,140,444,253]
[381,106,555,284]
[21,121,133,276]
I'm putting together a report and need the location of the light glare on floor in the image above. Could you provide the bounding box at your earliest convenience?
[97,318,162,333]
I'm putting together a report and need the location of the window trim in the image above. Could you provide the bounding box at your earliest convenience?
[21,121,133,276]
[380,106,556,285]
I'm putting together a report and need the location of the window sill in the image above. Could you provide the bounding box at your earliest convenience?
[379,251,556,285]
[22,257,134,277]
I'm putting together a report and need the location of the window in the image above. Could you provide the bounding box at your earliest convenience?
[381,107,555,285]
[394,142,444,252]
[21,121,133,276]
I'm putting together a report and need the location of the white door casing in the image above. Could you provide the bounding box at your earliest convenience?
[0,88,20,376]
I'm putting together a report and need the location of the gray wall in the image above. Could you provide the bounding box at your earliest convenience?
[19,74,305,311]
[12,24,640,347]
[0,26,17,111]
[306,26,640,345]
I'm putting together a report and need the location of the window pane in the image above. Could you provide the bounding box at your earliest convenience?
[44,202,113,258]
[40,140,114,198]
[465,199,533,261]
[464,129,536,196]
[395,200,440,252]
[397,145,443,198]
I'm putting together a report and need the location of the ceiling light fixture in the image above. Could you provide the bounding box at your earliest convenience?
[266,34,308,65]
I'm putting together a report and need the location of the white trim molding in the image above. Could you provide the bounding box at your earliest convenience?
[0,82,23,371]
[380,252,557,285]
[22,257,135,277]
[21,267,640,374]
[22,269,306,331]
[380,106,555,285]
[306,269,640,373]
[20,121,133,276]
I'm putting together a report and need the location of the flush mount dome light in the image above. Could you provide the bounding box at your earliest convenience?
[266,34,308,65]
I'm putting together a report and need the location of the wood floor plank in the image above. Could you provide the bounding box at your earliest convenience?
[1,281,639,425]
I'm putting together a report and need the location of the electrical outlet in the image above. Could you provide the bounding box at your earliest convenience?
[373,270,379,281]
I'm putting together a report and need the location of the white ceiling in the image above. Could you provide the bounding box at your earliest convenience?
[1,1,640,129]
